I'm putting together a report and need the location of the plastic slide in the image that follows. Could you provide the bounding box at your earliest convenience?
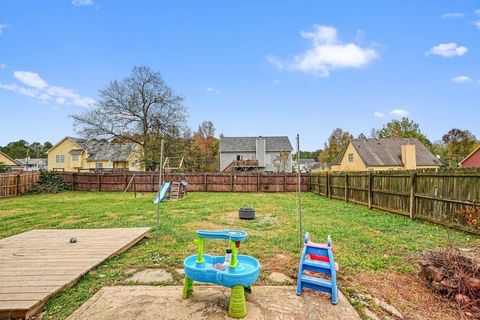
[152,181,172,204]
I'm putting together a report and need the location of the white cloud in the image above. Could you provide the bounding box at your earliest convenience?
[72,0,94,6]
[373,111,384,118]
[14,71,48,89]
[273,79,280,85]
[474,21,480,29]
[452,75,472,83]
[0,64,6,69]
[266,24,379,77]
[390,109,409,117]
[426,42,468,57]
[0,70,95,107]
[205,86,220,95]
[441,12,465,19]
[0,24,8,35]
[475,9,480,16]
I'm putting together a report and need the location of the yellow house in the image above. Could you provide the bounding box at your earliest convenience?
[330,138,442,172]
[47,137,144,172]
[0,151,23,171]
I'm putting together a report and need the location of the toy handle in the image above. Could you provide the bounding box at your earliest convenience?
[327,235,332,247]
[196,230,247,242]
[304,232,311,244]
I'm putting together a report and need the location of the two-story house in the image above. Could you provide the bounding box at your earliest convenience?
[47,136,143,172]
[219,136,293,172]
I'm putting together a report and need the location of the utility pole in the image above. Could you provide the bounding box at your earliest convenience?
[297,134,302,246]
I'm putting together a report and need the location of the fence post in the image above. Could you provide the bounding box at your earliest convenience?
[257,172,260,191]
[204,173,207,191]
[344,172,348,202]
[151,173,155,192]
[98,173,102,191]
[325,172,329,197]
[328,173,332,199]
[409,172,417,219]
[16,174,21,196]
[72,173,76,190]
[284,172,287,192]
[368,171,373,209]
[231,172,234,191]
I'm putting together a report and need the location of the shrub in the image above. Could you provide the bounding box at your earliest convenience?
[24,171,72,194]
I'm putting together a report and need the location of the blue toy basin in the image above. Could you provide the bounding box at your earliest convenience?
[184,254,260,288]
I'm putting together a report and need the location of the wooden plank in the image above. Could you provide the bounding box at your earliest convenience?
[0,228,149,319]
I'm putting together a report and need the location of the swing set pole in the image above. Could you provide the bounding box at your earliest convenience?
[156,139,164,243]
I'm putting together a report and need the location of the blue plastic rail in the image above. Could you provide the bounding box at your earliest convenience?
[196,230,247,242]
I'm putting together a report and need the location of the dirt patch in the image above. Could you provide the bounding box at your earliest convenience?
[262,254,298,279]
[268,272,293,284]
[347,271,463,320]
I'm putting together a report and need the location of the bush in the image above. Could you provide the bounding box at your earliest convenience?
[24,171,72,194]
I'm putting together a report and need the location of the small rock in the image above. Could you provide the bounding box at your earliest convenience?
[363,308,381,320]
[465,311,474,318]
[374,298,403,319]
[127,269,173,283]
[268,272,293,283]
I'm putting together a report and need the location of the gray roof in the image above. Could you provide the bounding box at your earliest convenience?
[333,138,441,166]
[298,158,315,164]
[67,136,87,148]
[220,136,293,152]
[85,141,136,161]
[15,158,47,166]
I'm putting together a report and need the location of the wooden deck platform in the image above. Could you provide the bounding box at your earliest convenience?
[0,228,150,319]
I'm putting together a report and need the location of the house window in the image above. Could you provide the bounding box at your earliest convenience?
[56,155,65,164]
[95,162,103,169]
[236,155,243,161]
[348,153,354,162]
[72,154,79,161]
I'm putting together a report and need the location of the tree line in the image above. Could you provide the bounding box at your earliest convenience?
[0,140,53,159]
[318,118,479,168]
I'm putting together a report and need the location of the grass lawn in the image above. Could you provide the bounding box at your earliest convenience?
[1,191,478,319]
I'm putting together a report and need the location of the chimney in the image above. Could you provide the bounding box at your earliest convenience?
[401,144,417,169]
[256,137,266,167]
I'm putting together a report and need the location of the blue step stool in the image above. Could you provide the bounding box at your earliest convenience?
[296,232,338,304]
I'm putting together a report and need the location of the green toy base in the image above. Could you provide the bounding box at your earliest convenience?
[228,285,247,318]
[182,276,193,299]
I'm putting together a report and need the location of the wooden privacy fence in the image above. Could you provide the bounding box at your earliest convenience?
[56,172,311,192]
[311,170,480,234]
[0,172,40,199]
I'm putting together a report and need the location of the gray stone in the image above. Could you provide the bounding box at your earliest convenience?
[363,308,381,320]
[268,272,293,284]
[373,298,403,319]
[127,269,173,283]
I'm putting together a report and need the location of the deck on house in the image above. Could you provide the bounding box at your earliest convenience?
[0,227,150,319]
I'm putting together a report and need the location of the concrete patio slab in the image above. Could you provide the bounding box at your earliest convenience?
[67,285,360,320]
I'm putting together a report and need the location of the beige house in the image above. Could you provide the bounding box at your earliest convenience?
[0,151,23,171]
[330,138,442,172]
[47,137,143,172]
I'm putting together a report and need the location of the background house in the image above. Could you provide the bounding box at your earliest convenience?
[15,158,48,171]
[219,136,293,172]
[0,151,23,171]
[459,146,480,168]
[47,137,143,172]
[330,138,442,171]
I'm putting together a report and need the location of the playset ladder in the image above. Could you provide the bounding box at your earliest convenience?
[296,234,338,304]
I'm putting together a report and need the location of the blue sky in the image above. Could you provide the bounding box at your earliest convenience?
[0,1,479,150]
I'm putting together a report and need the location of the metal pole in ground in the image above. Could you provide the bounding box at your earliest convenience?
[297,134,302,246]
[156,139,164,243]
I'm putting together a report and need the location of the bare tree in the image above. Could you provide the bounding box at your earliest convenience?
[72,66,187,170]
[273,149,290,172]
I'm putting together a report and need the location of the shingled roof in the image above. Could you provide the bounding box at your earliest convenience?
[220,136,293,152]
[333,138,441,167]
[84,141,136,161]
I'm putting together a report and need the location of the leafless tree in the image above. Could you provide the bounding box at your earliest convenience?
[273,149,290,172]
[72,66,187,170]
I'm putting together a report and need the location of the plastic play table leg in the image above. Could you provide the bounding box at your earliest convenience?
[182,276,193,299]
[228,285,247,318]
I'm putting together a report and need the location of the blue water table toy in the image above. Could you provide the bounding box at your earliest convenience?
[182,230,260,318]
[296,232,339,304]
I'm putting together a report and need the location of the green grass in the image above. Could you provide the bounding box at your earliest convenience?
[0,191,478,319]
